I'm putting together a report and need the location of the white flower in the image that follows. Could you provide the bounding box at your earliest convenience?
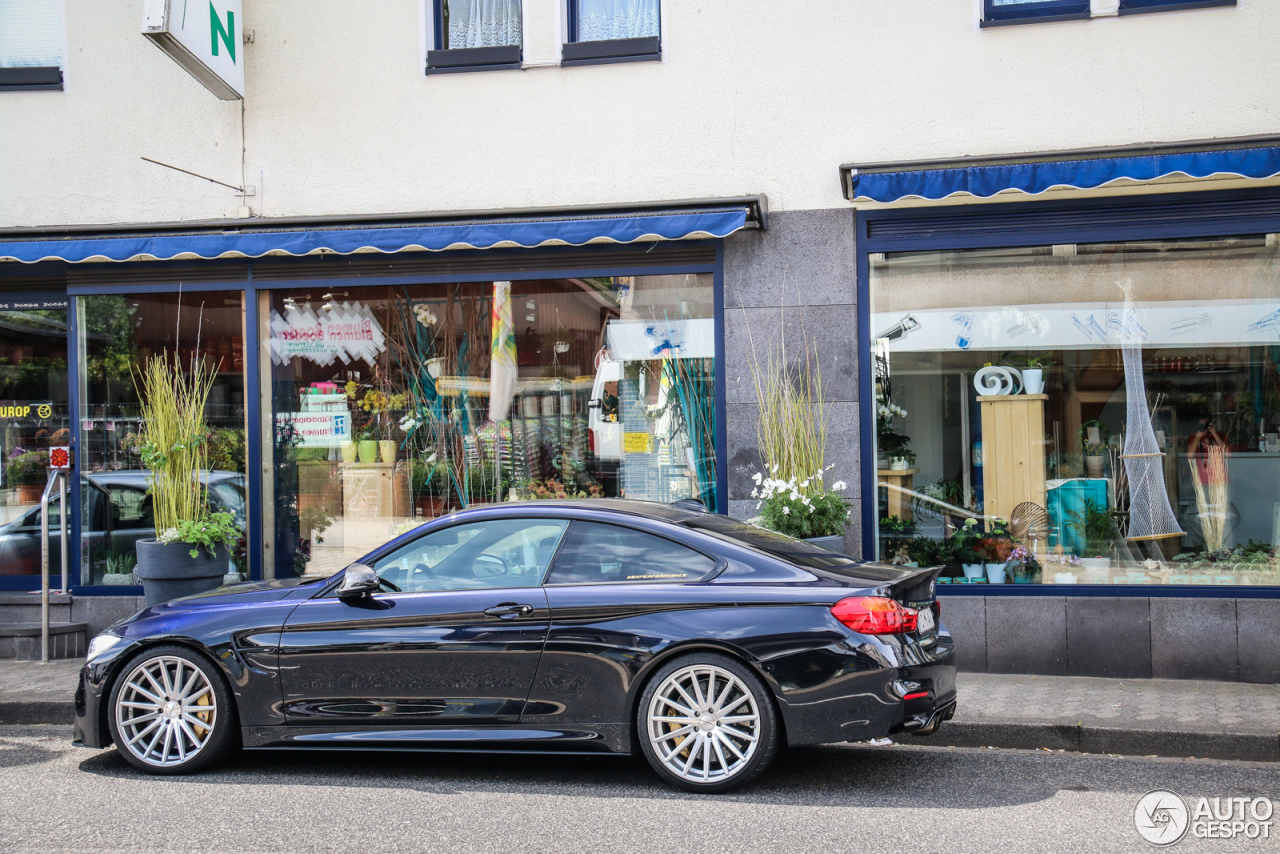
[833,480,847,492]
[790,491,800,501]
[782,507,790,515]
[750,488,758,498]
[771,465,779,474]
[752,472,762,484]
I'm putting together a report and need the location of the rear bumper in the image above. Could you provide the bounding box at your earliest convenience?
[768,628,957,747]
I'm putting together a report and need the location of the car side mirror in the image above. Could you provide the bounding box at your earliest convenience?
[336,564,380,601]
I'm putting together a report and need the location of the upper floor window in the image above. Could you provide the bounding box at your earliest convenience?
[1118,0,1235,13]
[982,0,1090,26]
[428,0,523,74]
[0,0,65,91]
[564,0,661,67]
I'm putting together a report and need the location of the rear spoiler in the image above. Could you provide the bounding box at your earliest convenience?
[881,564,942,608]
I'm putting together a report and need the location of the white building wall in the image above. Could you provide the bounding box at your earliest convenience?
[3,0,1279,227]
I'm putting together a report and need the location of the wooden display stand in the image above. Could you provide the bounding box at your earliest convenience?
[979,394,1047,523]
[877,468,918,520]
[341,462,410,519]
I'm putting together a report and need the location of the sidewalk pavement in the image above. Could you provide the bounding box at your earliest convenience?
[1,660,1276,762]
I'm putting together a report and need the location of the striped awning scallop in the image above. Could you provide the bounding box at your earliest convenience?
[0,203,759,264]
[840,136,1280,203]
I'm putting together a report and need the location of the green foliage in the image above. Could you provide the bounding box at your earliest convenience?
[157,511,238,559]
[1068,499,1120,556]
[135,355,217,535]
[5,450,47,485]
[877,430,916,465]
[754,472,851,539]
[946,518,984,564]
[104,551,136,576]
[206,428,246,473]
[906,536,945,566]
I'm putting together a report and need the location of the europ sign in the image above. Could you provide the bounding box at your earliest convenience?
[142,0,244,100]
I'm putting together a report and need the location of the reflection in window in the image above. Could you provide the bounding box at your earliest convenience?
[265,275,717,579]
[574,0,659,42]
[870,236,1280,587]
[372,518,566,592]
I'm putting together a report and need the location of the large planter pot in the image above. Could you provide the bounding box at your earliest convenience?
[379,439,398,464]
[134,539,230,607]
[1022,368,1045,395]
[101,572,135,586]
[357,440,379,464]
[805,534,846,553]
[1084,455,1106,478]
[16,482,43,504]
[985,562,1008,584]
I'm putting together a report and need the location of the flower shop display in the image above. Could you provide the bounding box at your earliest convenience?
[751,468,852,543]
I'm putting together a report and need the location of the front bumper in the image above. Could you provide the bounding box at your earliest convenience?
[73,642,139,749]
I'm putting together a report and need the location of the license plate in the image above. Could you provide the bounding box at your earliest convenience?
[917,606,935,635]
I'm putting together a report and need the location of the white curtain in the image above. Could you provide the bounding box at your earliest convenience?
[447,0,522,49]
[576,0,659,42]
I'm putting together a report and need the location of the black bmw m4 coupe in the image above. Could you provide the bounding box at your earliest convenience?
[74,500,956,792]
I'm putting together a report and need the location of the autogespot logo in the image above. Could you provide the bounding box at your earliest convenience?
[1135,789,1276,845]
[1135,790,1190,846]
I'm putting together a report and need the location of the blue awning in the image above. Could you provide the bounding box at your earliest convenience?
[0,204,756,264]
[841,139,1280,203]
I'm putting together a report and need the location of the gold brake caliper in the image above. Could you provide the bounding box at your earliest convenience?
[192,691,212,738]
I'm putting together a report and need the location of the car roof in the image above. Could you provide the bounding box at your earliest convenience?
[84,470,243,486]
[446,498,706,524]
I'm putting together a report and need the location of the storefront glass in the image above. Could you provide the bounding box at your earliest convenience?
[0,301,70,580]
[870,235,1280,587]
[77,292,248,586]
[262,274,717,579]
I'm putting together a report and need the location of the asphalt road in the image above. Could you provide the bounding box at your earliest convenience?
[1,725,1276,854]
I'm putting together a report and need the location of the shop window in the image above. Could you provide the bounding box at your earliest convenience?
[78,293,248,586]
[427,0,523,74]
[563,0,660,67]
[0,0,65,91]
[870,236,1280,588]
[1118,0,1236,14]
[982,0,1090,26]
[261,275,717,581]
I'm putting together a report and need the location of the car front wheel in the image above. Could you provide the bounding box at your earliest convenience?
[637,653,780,793]
[107,644,238,774]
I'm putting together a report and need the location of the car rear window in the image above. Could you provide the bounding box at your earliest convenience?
[679,516,860,569]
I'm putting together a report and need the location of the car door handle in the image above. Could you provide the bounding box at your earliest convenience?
[483,603,535,619]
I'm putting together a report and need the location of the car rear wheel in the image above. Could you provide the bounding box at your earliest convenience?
[637,653,779,793]
[107,645,238,774]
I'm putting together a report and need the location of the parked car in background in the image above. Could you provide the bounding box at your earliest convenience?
[0,470,245,578]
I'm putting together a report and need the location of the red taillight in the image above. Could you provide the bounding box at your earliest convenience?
[830,596,918,635]
[902,691,929,701]
[588,430,595,455]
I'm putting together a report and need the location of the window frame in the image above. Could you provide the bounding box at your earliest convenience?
[426,0,523,75]
[981,0,1091,27]
[1117,0,1236,14]
[563,0,661,67]
[542,519,723,587]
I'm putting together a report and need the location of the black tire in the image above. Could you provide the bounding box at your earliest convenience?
[636,652,780,793]
[106,644,240,775]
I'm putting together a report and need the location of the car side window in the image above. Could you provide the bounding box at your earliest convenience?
[108,487,153,530]
[545,521,716,585]
[370,518,568,594]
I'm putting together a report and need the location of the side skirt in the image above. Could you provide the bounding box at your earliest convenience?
[241,723,632,754]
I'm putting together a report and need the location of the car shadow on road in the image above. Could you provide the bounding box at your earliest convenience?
[77,740,1280,808]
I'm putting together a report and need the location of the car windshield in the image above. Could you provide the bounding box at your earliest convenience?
[679,516,859,568]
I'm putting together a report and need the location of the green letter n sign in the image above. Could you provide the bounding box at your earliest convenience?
[210,3,236,64]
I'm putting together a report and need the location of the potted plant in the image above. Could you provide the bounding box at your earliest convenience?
[949,518,985,580]
[100,550,136,586]
[975,518,1016,583]
[878,430,915,470]
[5,448,48,503]
[1080,420,1111,478]
[905,536,944,568]
[133,356,239,606]
[1069,498,1120,570]
[752,470,852,550]
[879,515,917,559]
[1021,354,1055,395]
[1007,545,1041,584]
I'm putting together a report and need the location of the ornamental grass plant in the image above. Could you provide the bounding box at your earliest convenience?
[134,354,221,542]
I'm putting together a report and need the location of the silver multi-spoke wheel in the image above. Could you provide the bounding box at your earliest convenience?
[646,663,760,784]
[115,655,218,768]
